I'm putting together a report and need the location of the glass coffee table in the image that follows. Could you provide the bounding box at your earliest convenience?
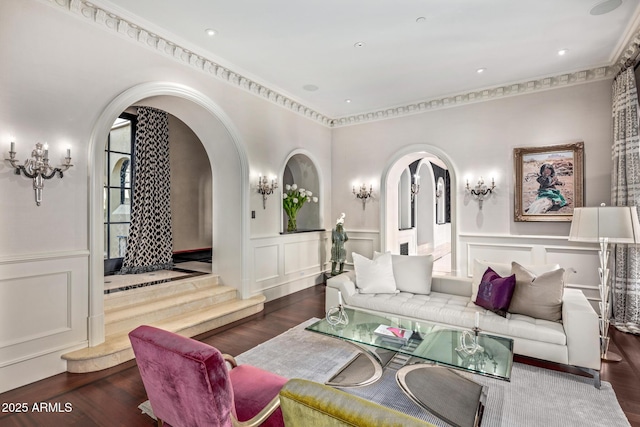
[306,308,514,427]
[307,308,513,382]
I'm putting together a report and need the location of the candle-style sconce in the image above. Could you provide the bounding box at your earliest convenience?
[257,175,278,209]
[411,174,420,201]
[5,141,73,206]
[465,176,495,210]
[353,183,373,210]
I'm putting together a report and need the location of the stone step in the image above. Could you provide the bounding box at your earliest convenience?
[105,285,237,336]
[104,274,219,311]
[62,294,266,373]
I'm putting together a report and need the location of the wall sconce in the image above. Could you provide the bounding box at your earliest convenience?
[411,174,420,201]
[465,176,495,210]
[257,175,278,209]
[353,183,373,210]
[5,141,73,206]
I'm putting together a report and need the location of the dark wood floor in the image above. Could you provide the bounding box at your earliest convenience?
[1,284,639,426]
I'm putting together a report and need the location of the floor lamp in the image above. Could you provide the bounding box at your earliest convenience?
[568,204,640,362]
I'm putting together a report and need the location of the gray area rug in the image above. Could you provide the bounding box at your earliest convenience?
[140,318,630,426]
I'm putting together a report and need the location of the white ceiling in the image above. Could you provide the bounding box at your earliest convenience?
[95,0,640,119]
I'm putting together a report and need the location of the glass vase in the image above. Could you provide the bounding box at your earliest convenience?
[287,215,297,232]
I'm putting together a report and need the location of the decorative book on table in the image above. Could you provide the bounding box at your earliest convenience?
[373,324,412,344]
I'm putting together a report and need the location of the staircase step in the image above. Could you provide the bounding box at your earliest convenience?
[62,295,266,373]
[104,274,219,311]
[105,285,237,335]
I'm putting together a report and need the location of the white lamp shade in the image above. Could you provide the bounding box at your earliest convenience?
[569,206,640,244]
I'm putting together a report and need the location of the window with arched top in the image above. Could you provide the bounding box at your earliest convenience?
[282,153,321,232]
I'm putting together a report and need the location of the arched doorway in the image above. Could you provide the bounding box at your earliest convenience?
[380,144,457,274]
[103,109,213,276]
[88,82,249,346]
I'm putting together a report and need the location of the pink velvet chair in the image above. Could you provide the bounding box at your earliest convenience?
[129,325,287,427]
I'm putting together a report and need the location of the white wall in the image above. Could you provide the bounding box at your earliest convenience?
[0,0,330,393]
[168,114,212,253]
[332,79,612,276]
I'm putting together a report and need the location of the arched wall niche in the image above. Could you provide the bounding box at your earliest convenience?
[280,149,324,233]
[88,82,250,346]
[380,144,457,274]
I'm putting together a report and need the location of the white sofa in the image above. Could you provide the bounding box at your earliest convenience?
[325,257,602,387]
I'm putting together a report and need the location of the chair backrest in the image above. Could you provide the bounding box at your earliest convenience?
[279,378,435,427]
[129,325,235,427]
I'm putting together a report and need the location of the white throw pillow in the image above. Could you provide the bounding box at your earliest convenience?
[378,253,433,294]
[471,259,560,301]
[352,252,398,294]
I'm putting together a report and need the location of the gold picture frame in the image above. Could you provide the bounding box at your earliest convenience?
[514,142,584,222]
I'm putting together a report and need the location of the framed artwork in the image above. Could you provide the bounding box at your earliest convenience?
[514,142,584,222]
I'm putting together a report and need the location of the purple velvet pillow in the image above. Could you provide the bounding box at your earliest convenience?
[474,267,516,317]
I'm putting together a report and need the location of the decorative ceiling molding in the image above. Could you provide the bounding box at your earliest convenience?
[614,27,640,70]
[45,0,639,129]
[46,0,332,126]
[330,67,613,127]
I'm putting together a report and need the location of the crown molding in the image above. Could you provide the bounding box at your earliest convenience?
[613,25,640,69]
[44,0,333,126]
[43,0,639,129]
[330,67,614,127]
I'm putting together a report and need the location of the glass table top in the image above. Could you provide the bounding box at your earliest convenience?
[306,308,514,381]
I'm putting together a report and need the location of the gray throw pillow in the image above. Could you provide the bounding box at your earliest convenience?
[509,262,565,322]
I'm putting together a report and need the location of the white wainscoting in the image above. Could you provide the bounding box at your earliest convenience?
[341,230,380,262]
[0,251,90,393]
[250,229,381,301]
[326,229,381,273]
[250,231,329,301]
[458,233,601,311]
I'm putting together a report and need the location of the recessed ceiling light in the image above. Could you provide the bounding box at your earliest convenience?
[558,49,568,56]
[345,99,352,103]
[476,68,486,74]
[416,17,426,23]
[303,84,319,92]
[205,28,217,36]
[590,0,622,15]
[354,42,365,48]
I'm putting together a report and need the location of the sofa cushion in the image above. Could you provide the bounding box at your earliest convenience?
[349,291,471,327]
[346,292,567,346]
[509,262,565,322]
[374,252,434,294]
[352,252,398,294]
[391,254,434,295]
[471,259,561,301]
[479,307,567,346]
[474,267,516,317]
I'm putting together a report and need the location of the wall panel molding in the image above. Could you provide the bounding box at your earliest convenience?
[458,233,601,304]
[250,231,328,297]
[0,271,72,348]
[0,253,89,393]
[0,250,90,264]
[253,244,280,283]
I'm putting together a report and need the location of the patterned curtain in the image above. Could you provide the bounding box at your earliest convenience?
[611,67,640,334]
[120,107,174,274]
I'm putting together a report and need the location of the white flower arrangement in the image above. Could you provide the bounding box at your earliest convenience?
[283,183,319,231]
